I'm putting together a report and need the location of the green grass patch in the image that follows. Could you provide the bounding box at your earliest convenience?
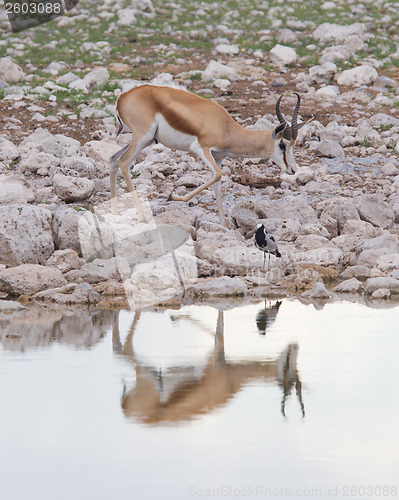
[361,137,373,148]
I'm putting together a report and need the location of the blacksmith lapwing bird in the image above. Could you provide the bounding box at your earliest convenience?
[254,224,281,269]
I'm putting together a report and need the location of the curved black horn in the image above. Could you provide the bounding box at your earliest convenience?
[291,92,301,140]
[276,94,287,125]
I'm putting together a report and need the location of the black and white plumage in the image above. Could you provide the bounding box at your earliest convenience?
[254,223,281,269]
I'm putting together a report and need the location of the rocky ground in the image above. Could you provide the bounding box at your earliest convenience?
[1,0,399,310]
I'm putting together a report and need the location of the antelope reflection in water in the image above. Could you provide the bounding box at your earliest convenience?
[112,306,305,424]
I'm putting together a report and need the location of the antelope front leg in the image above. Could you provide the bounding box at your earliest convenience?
[110,144,130,215]
[118,153,146,222]
[110,163,120,215]
[121,167,146,222]
[168,146,226,227]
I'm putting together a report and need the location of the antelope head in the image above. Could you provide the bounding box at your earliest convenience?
[271,93,304,175]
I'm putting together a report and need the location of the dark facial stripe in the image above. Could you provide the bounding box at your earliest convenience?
[283,152,289,170]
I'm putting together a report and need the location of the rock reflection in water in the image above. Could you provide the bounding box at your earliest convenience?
[0,306,115,351]
[113,305,305,424]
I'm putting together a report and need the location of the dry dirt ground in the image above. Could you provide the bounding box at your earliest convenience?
[3,61,398,146]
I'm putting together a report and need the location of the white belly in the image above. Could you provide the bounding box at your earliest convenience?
[154,113,196,151]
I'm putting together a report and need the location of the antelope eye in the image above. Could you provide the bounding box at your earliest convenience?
[279,142,286,152]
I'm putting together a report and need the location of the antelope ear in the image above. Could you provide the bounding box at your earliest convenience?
[272,122,287,140]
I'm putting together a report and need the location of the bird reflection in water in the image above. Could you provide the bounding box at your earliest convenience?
[112,305,305,424]
[256,300,282,335]
[255,299,304,416]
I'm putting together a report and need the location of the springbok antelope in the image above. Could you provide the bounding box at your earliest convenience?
[110,86,303,227]
[112,307,305,424]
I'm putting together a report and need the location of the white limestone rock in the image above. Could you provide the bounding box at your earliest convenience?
[299,223,331,239]
[356,194,395,229]
[0,264,66,296]
[229,208,257,234]
[45,249,85,274]
[270,44,298,67]
[315,140,345,159]
[86,258,120,284]
[371,288,391,299]
[316,85,340,98]
[321,2,336,10]
[276,29,297,44]
[0,57,24,83]
[18,152,60,175]
[69,67,109,93]
[213,78,231,91]
[42,61,65,76]
[196,234,264,275]
[117,8,137,26]
[375,75,398,88]
[51,206,84,255]
[364,277,399,295]
[381,163,399,176]
[56,72,80,86]
[339,265,371,281]
[33,282,101,305]
[190,276,248,297]
[83,138,121,167]
[319,46,349,65]
[369,113,399,128]
[295,235,332,252]
[255,195,318,224]
[357,249,390,269]
[318,198,360,238]
[0,137,19,161]
[0,205,54,266]
[0,77,9,90]
[355,119,382,147]
[294,167,316,185]
[59,156,97,179]
[344,35,365,53]
[296,246,343,267]
[202,60,237,82]
[312,23,365,44]
[336,66,378,86]
[215,44,239,55]
[376,254,399,274]
[357,233,398,254]
[131,0,154,13]
[53,174,95,202]
[309,62,337,83]
[301,282,330,299]
[0,299,25,311]
[0,175,34,205]
[333,278,363,293]
[318,121,347,143]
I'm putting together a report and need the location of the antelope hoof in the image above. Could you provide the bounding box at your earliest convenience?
[167,192,174,202]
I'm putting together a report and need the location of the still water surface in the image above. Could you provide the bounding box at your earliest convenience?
[1,299,399,500]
